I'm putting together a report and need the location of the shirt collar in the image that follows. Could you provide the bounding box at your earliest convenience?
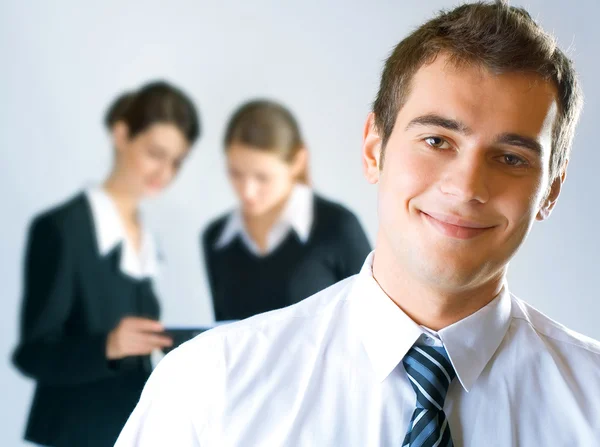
[349,252,512,392]
[85,187,159,279]
[437,285,511,391]
[215,183,314,250]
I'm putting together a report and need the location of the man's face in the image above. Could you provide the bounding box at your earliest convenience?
[363,54,563,292]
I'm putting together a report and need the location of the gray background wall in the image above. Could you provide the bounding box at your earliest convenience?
[1,1,598,444]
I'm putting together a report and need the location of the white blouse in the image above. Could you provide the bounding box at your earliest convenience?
[85,187,159,280]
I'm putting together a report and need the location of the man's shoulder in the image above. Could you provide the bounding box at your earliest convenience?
[164,275,358,371]
[510,294,600,361]
[203,275,355,341]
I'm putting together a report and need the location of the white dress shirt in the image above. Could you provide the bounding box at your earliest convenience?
[215,183,314,256]
[85,187,159,280]
[116,253,600,446]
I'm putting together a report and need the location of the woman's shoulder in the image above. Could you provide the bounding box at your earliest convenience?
[201,211,233,245]
[29,192,88,234]
[313,193,360,223]
[311,193,368,239]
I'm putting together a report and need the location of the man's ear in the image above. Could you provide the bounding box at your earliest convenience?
[362,113,383,184]
[536,161,568,221]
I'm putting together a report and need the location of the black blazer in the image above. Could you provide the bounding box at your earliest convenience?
[13,193,160,447]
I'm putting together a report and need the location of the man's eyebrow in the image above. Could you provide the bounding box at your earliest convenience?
[405,114,473,134]
[405,114,544,155]
[496,133,543,155]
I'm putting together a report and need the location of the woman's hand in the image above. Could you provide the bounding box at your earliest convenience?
[106,317,173,360]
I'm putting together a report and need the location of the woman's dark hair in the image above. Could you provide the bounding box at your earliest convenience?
[224,99,309,184]
[104,92,136,129]
[103,80,201,145]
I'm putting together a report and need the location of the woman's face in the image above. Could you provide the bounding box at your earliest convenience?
[227,143,300,217]
[113,122,191,198]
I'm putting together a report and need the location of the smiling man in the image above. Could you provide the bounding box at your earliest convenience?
[116,2,599,446]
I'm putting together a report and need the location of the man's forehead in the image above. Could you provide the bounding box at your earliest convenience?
[401,57,558,127]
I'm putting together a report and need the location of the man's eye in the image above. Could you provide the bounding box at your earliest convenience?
[501,154,528,167]
[424,137,450,149]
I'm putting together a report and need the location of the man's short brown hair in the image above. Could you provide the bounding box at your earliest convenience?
[373,0,583,180]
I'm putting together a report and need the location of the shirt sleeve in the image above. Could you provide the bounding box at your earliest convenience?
[115,335,222,446]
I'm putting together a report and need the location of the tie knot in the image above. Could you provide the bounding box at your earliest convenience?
[402,344,456,411]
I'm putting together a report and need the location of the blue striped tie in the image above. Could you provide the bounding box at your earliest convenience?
[402,344,456,447]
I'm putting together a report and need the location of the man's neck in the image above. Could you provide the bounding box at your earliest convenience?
[372,245,506,331]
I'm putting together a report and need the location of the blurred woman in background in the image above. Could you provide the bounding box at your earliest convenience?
[202,99,370,321]
[13,80,200,447]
